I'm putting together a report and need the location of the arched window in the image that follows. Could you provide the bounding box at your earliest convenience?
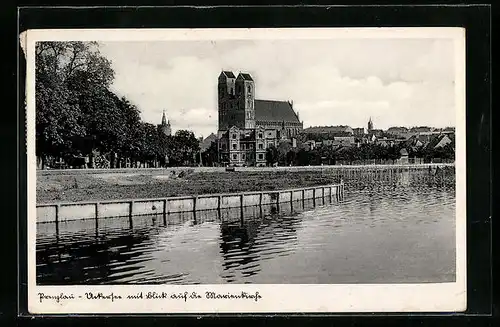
[247,85,252,93]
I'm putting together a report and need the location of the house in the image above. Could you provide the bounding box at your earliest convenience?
[305,140,316,151]
[426,134,454,150]
[334,136,355,146]
[303,125,354,135]
[387,126,410,139]
[200,133,218,152]
[410,126,432,134]
[352,127,366,136]
[404,135,425,153]
[377,137,396,147]
[322,139,335,146]
[369,129,384,137]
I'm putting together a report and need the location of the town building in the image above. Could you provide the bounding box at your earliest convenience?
[352,127,366,136]
[369,129,384,137]
[409,126,432,134]
[387,126,410,139]
[217,71,303,166]
[334,136,355,146]
[200,133,218,152]
[404,135,425,149]
[303,125,354,135]
[426,134,454,150]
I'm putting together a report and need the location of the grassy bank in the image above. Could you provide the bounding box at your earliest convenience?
[36,169,342,204]
[36,164,454,204]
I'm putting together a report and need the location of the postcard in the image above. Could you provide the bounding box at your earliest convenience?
[22,27,466,314]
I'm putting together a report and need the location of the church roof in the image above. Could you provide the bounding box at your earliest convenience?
[238,73,254,81]
[255,99,300,123]
[221,71,236,78]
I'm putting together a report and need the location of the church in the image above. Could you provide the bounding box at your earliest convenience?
[159,110,172,136]
[217,71,303,166]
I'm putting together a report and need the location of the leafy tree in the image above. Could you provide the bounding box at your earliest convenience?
[286,150,297,165]
[265,145,279,166]
[35,82,86,166]
[202,141,219,167]
[167,130,200,166]
[296,148,311,166]
[35,41,116,166]
[37,41,114,88]
[277,141,292,165]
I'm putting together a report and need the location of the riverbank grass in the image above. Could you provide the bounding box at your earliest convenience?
[37,169,340,204]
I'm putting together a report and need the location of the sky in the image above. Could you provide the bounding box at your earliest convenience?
[99,38,457,138]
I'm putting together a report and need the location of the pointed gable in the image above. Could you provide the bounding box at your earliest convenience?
[200,133,218,151]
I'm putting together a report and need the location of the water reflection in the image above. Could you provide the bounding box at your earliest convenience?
[37,167,456,285]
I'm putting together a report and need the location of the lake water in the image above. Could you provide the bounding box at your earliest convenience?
[36,166,456,285]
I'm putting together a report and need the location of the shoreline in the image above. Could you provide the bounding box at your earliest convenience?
[37,163,454,176]
[36,163,454,204]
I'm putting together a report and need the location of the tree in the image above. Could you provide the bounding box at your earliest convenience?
[286,150,297,165]
[265,145,279,166]
[202,142,219,167]
[35,41,116,167]
[167,130,200,166]
[37,41,114,88]
[35,82,86,166]
[277,141,292,165]
[296,148,311,166]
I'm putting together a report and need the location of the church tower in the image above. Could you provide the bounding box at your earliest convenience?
[235,72,255,129]
[218,71,239,131]
[161,111,171,136]
[368,117,374,132]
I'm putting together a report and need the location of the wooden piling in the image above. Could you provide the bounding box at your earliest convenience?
[240,194,244,223]
[163,199,167,226]
[129,201,134,227]
[55,204,60,224]
[95,202,99,229]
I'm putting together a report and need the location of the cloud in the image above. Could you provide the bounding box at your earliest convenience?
[100,37,457,137]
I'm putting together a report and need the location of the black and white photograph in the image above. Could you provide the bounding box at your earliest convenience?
[24,28,466,313]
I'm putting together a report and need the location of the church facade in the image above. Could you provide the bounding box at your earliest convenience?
[217,71,303,166]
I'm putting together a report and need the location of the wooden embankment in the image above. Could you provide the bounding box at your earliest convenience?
[36,182,344,224]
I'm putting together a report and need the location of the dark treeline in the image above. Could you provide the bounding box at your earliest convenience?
[264,139,455,167]
[36,42,199,169]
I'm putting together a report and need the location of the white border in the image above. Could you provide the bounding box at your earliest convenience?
[23,27,466,314]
